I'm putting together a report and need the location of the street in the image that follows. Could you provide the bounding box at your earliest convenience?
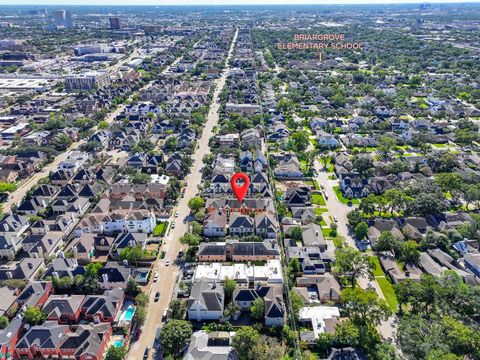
[126,28,238,360]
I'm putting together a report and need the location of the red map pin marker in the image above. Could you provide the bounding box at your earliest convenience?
[230,172,250,203]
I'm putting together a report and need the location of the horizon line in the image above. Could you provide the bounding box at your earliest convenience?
[1,0,480,6]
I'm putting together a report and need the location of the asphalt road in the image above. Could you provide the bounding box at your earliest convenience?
[126,28,238,360]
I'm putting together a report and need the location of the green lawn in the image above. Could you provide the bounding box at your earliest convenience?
[322,228,332,238]
[376,276,398,312]
[369,256,398,311]
[333,186,360,205]
[311,193,326,206]
[153,222,167,237]
[369,256,384,277]
[314,207,328,215]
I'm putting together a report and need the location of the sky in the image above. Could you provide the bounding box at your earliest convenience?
[0,0,479,5]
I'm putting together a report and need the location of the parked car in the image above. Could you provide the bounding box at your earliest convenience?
[154,292,160,302]
[162,309,169,322]
[153,273,159,282]
[143,346,151,359]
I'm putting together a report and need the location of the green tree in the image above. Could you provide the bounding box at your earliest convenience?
[159,320,193,357]
[354,222,368,240]
[188,196,205,212]
[400,240,420,265]
[224,279,236,304]
[231,327,262,360]
[352,157,374,177]
[250,297,264,320]
[289,289,304,320]
[125,278,140,296]
[120,245,146,263]
[105,346,127,360]
[341,287,392,326]
[168,299,186,320]
[291,226,303,241]
[135,292,149,307]
[373,231,401,256]
[179,233,201,246]
[133,305,146,326]
[378,135,396,159]
[333,247,373,287]
[23,306,46,325]
[289,130,310,153]
[289,257,301,273]
[0,316,8,329]
[333,320,360,347]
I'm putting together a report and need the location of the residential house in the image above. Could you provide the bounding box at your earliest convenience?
[81,288,124,323]
[17,281,53,309]
[15,321,69,359]
[42,294,85,324]
[184,331,236,360]
[0,214,30,259]
[0,317,22,360]
[58,323,112,360]
[0,258,44,281]
[203,209,227,237]
[187,280,224,322]
[255,213,278,239]
[98,263,131,290]
[228,213,254,237]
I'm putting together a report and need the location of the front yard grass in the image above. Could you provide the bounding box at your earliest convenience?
[314,207,328,215]
[333,186,360,205]
[376,277,398,312]
[153,222,166,236]
[311,193,326,206]
[369,256,398,311]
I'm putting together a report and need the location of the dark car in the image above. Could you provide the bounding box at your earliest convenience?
[143,346,150,359]
[154,291,160,302]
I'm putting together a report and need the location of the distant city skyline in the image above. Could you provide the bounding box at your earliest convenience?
[0,0,479,5]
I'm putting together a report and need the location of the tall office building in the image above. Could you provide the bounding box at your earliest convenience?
[53,10,73,29]
[109,17,122,30]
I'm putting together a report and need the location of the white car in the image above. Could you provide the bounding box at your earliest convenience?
[166,260,170,266]
[153,273,159,282]
[334,216,338,222]
[171,222,176,229]
[175,211,179,218]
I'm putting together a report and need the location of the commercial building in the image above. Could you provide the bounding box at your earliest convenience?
[53,10,73,29]
[109,17,122,29]
[64,71,110,91]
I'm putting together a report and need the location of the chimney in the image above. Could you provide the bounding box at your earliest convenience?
[102,273,108,283]
[6,271,12,279]
[329,287,333,299]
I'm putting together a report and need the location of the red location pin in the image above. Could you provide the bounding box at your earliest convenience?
[230,172,250,203]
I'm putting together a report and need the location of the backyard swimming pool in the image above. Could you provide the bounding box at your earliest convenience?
[119,305,136,322]
[113,339,124,348]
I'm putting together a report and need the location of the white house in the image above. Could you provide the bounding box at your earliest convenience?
[187,281,224,322]
[102,210,156,234]
[316,130,340,148]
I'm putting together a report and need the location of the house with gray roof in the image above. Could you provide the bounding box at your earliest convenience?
[187,280,224,322]
[255,213,278,239]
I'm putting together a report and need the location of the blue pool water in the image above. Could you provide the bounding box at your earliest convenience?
[114,339,124,348]
[122,305,136,321]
